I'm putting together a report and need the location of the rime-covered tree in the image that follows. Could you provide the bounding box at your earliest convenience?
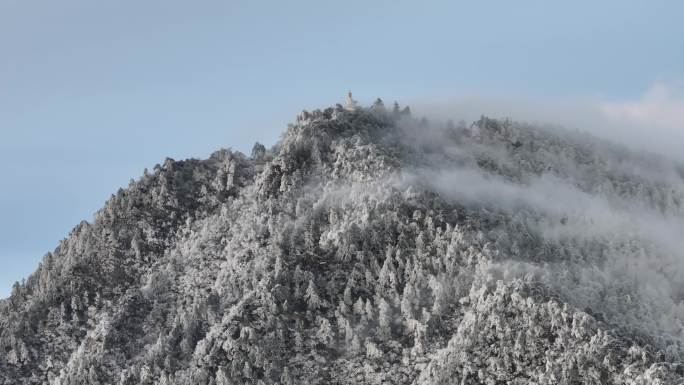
[1,99,683,385]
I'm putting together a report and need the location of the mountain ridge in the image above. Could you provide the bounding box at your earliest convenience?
[1,101,683,384]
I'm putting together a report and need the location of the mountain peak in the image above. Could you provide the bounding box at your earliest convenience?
[2,101,683,384]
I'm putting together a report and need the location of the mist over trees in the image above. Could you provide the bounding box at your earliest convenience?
[1,101,683,384]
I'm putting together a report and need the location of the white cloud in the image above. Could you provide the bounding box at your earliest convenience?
[410,81,684,163]
[402,163,684,339]
[600,82,684,130]
[396,90,684,340]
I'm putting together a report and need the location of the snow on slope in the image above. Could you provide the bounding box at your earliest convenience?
[1,101,682,384]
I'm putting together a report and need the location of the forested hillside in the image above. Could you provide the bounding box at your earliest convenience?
[1,101,682,384]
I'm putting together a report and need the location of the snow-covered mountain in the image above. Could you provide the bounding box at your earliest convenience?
[1,101,683,384]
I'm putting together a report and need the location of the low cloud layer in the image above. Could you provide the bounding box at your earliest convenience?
[404,165,684,341]
[411,81,684,163]
[395,100,684,343]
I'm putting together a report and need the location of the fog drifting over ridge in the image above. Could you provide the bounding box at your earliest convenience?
[392,98,684,344]
[404,168,684,337]
[410,81,684,164]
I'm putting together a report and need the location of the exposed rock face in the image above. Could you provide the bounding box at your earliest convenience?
[1,103,683,384]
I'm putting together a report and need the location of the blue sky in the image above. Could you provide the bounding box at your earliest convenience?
[1,0,683,297]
